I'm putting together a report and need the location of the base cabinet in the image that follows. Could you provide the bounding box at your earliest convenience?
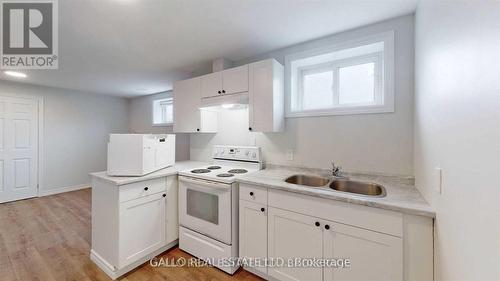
[268,207,323,281]
[239,200,268,276]
[119,193,166,268]
[91,175,179,280]
[238,184,432,281]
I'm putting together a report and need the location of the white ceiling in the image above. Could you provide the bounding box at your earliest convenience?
[0,0,417,97]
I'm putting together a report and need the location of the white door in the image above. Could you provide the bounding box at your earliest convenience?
[268,207,323,281]
[239,200,267,275]
[173,78,201,133]
[119,192,166,268]
[0,96,38,203]
[201,72,223,98]
[323,220,403,281]
[222,65,248,95]
[178,176,232,244]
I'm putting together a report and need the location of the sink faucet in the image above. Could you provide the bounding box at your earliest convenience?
[331,161,347,178]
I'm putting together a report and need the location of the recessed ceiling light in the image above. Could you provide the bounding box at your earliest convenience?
[4,71,27,78]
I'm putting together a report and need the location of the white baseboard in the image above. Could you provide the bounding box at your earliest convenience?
[38,183,90,197]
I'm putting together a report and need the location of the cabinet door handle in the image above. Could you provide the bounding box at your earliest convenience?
[260,207,265,212]
[324,224,330,230]
[162,194,166,197]
[248,127,252,131]
[196,128,200,132]
[222,90,226,93]
[144,187,149,191]
[218,90,221,94]
[249,192,254,196]
[315,221,320,227]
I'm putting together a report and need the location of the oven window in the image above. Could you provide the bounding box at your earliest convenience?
[186,189,219,225]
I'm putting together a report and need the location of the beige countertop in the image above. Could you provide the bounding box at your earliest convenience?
[237,166,435,218]
[90,161,207,186]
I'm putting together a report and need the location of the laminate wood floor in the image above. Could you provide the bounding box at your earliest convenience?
[0,189,263,281]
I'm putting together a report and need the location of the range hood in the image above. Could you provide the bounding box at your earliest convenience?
[199,92,249,110]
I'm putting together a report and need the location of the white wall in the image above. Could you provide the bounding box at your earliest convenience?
[128,91,190,160]
[190,15,415,175]
[0,80,129,193]
[415,1,500,281]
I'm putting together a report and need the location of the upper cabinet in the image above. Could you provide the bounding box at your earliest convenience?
[173,77,217,133]
[248,59,284,132]
[201,65,249,98]
[173,59,284,133]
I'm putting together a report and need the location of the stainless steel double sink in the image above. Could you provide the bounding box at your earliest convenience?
[284,174,386,197]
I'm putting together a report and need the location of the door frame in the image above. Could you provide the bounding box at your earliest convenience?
[0,94,44,199]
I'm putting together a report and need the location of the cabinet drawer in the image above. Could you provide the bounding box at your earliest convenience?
[119,178,167,203]
[240,184,267,205]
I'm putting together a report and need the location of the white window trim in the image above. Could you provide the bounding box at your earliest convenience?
[285,30,395,117]
[152,96,174,126]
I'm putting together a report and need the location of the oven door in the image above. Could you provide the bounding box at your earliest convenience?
[179,176,232,245]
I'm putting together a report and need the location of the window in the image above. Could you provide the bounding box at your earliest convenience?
[286,31,394,117]
[152,97,173,125]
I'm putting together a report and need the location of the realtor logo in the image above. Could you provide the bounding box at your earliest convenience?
[1,0,58,69]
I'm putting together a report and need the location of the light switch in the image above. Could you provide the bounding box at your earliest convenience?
[435,167,443,194]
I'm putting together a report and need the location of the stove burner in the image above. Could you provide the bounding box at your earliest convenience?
[227,169,248,174]
[217,173,234,177]
[191,169,211,174]
[207,166,221,170]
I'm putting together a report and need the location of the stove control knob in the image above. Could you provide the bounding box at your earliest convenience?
[245,151,250,156]
[220,150,225,155]
[252,152,257,159]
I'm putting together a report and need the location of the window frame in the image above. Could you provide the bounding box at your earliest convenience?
[285,31,394,117]
[152,96,174,126]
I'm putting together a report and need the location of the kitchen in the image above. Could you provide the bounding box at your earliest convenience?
[0,1,498,281]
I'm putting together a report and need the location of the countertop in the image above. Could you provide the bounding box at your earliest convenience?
[90,161,207,186]
[237,166,435,218]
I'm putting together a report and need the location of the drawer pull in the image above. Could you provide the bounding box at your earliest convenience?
[144,187,149,191]
[249,192,254,196]
[315,221,320,227]
[260,207,265,212]
[325,224,330,230]
[162,194,166,197]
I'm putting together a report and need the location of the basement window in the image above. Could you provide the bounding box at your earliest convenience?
[286,31,394,117]
[152,97,173,125]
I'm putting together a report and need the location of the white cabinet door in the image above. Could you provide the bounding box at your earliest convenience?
[173,77,201,133]
[165,176,179,245]
[201,72,223,98]
[222,65,248,95]
[119,193,166,268]
[323,221,403,281]
[239,200,267,276]
[248,59,284,132]
[268,207,323,281]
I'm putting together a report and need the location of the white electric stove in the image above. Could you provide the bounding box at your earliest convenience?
[178,145,262,274]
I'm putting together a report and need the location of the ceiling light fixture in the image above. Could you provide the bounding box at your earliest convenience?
[4,71,27,78]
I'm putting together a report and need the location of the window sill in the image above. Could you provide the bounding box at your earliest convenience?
[152,123,174,127]
[286,105,394,118]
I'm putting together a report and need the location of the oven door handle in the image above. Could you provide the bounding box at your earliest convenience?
[179,176,231,190]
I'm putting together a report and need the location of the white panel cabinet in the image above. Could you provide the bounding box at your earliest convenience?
[239,200,268,276]
[91,175,180,280]
[323,220,402,281]
[267,207,323,281]
[201,72,223,98]
[238,184,432,281]
[119,193,166,268]
[248,59,284,132]
[201,65,248,98]
[173,77,217,133]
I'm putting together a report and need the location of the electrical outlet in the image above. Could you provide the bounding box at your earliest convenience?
[435,167,443,194]
[286,149,294,161]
